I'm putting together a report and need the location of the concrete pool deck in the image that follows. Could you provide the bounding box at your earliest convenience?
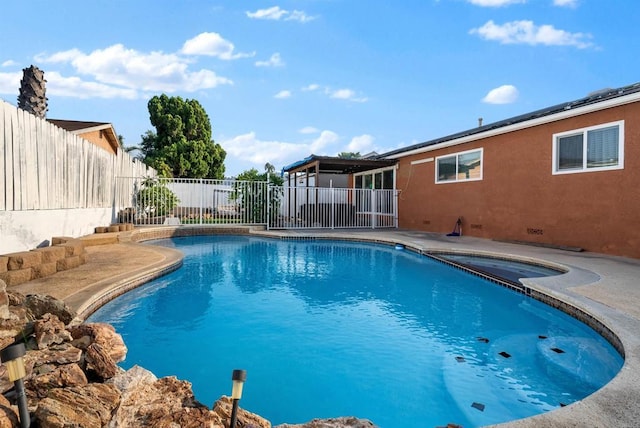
[10,227,640,427]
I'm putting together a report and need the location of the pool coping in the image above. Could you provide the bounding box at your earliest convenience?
[54,226,640,427]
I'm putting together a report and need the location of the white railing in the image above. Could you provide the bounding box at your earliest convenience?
[115,177,398,229]
[115,177,269,226]
[270,186,398,229]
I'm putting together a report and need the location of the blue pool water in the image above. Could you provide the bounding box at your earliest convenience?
[88,236,623,427]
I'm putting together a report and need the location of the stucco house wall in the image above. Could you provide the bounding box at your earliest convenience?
[394,100,640,258]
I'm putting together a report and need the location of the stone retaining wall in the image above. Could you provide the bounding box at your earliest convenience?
[0,237,88,286]
[131,225,262,242]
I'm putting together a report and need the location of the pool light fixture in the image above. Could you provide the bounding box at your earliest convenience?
[1,343,30,428]
[229,369,246,428]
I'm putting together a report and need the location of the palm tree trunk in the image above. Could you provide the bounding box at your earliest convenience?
[17,65,48,119]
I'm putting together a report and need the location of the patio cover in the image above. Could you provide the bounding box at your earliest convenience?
[283,155,397,175]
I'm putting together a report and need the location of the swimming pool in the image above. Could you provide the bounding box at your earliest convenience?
[88,236,623,427]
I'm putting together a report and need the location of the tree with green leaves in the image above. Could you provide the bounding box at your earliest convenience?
[337,151,360,159]
[139,94,226,178]
[233,164,284,224]
[118,134,140,156]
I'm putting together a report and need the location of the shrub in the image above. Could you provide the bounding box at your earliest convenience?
[135,177,179,217]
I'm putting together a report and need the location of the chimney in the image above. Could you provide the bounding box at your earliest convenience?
[478,117,483,127]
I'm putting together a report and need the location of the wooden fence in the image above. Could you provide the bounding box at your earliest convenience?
[0,99,153,211]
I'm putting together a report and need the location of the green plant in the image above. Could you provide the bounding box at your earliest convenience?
[231,166,284,225]
[135,177,179,217]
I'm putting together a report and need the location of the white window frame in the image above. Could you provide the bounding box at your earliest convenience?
[552,120,624,175]
[435,148,483,184]
[353,166,396,190]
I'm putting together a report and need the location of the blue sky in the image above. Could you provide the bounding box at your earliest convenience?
[1,0,638,176]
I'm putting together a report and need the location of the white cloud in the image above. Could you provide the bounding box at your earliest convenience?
[274,90,291,99]
[246,6,287,20]
[301,84,368,102]
[222,130,340,172]
[0,71,21,95]
[470,20,593,48]
[285,10,315,23]
[46,71,138,99]
[329,88,354,99]
[482,84,519,104]
[30,42,233,98]
[553,0,578,7]
[222,132,315,167]
[246,6,315,22]
[181,32,254,59]
[328,88,368,102]
[256,53,284,67]
[310,130,339,152]
[299,126,318,134]
[347,134,375,153]
[467,0,526,6]
[1,60,18,67]
[35,48,83,63]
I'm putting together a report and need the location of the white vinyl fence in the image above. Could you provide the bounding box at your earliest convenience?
[115,177,398,229]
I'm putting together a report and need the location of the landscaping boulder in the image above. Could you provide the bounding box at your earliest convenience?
[34,383,120,428]
[275,417,378,428]
[108,365,157,393]
[29,363,88,399]
[34,313,73,349]
[68,323,127,363]
[25,294,76,325]
[0,280,11,320]
[213,395,272,428]
[84,343,119,381]
[0,394,19,428]
[27,343,83,367]
[111,373,226,427]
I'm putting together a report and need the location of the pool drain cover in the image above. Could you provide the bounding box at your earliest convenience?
[499,351,511,358]
[471,402,485,411]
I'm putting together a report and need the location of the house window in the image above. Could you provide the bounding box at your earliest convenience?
[553,121,624,174]
[353,167,396,213]
[436,149,483,183]
[354,167,395,190]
